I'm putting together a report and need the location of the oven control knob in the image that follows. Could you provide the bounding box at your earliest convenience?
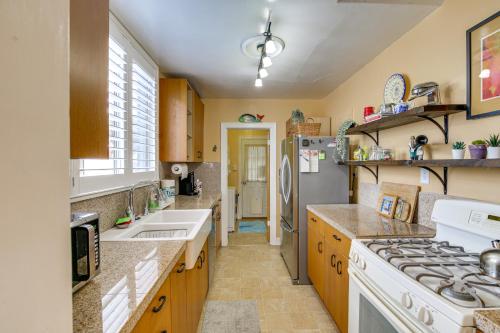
[359,258,366,270]
[401,293,412,309]
[418,307,433,325]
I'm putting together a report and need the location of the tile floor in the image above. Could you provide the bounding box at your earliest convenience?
[200,232,339,333]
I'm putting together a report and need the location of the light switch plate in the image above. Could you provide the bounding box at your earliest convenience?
[420,168,430,184]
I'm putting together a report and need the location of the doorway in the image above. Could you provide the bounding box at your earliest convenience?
[240,136,268,219]
[227,129,269,244]
[221,123,278,246]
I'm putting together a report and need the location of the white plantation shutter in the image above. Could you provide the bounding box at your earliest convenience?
[131,63,156,173]
[80,37,127,177]
[71,15,158,197]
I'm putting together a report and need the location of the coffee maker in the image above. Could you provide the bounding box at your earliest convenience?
[178,171,198,196]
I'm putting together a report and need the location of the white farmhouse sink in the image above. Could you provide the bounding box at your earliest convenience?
[101,209,211,269]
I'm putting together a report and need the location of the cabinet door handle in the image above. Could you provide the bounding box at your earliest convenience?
[317,241,323,254]
[197,151,202,158]
[311,217,317,222]
[197,255,203,269]
[200,250,206,263]
[336,260,342,275]
[161,331,168,333]
[176,263,186,273]
[152,295,167,313]
[330,254,336,268]
[333,234,341,241]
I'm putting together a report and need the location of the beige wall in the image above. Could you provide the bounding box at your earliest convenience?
[203,99,324,162]
[321,0,500,203]
[204,99,324,236]
[0,1,72,332]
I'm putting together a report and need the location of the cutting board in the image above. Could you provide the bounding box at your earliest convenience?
[377,182,420,223]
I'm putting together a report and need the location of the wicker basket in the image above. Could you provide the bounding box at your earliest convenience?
[286,118,321,136]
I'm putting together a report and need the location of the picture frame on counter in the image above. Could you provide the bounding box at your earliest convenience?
[466,11,500,119]
[377,194,398,218]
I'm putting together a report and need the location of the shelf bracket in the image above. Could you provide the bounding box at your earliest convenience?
[360,131,379,145]
[360,165,379,184]
[419,166,448,194]
[417,115,449,144]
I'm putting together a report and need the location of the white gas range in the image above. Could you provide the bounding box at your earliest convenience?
[348,199,500,333]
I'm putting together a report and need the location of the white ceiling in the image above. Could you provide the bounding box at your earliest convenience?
[110,0,442,99]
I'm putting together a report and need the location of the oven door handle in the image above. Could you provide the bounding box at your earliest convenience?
[350,270,424,333]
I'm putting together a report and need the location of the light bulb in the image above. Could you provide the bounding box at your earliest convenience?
[262,55,272,68]
[255,78,263,87]
[265,39,277,54]
[259,68,269,78]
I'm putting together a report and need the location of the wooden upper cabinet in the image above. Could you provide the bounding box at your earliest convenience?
[193,92,204,162]
[159,78,204,162]
[69,0,109,159]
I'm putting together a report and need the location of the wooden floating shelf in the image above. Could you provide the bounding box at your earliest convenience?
[339,159,500,168]
[346,104,467,144]
[339,159,500,194]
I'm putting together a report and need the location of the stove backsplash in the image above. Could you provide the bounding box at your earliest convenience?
[357,182,462,228]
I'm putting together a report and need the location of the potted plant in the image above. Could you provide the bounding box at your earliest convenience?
[451,141,466,159]
[469,139,487,159]
[486,134,500,159]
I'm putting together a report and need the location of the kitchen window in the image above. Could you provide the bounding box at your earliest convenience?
[71,14,159,198]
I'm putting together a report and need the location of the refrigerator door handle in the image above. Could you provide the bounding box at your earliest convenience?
[280,155,291,205]
[280,219,294,233]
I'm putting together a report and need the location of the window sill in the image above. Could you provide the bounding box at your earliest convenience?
[70,183,152,203]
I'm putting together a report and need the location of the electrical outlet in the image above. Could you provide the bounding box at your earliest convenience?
[420,168,430,184]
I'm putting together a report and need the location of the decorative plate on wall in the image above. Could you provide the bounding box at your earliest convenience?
[384,73,407,104]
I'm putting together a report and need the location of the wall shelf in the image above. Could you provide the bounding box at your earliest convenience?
[346,104,467,144]
[338,159,500,194]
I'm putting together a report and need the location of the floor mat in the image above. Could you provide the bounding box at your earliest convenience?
[201,300,260,333]
[238,220,267,233]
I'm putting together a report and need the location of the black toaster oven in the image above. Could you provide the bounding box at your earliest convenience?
[71,212,100,292]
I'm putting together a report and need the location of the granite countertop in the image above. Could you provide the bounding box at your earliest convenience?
[167,191,221,210]
[306,204,435,239]
[73,240,186,333]
[475,310,500,333]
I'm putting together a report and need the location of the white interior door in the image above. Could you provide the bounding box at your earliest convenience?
[242,143,267,218]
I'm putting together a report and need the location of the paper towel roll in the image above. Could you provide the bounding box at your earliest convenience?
[171,163,188,180]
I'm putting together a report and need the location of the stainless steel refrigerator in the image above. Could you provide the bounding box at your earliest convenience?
[280,136,349,285]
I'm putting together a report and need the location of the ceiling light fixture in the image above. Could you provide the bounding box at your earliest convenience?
[255,75,263,87]
[259,67,269,78]
[262,54,272,68]
[241,11,285,87]
[265,38,277,54]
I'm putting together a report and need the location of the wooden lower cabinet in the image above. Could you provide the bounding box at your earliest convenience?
[307,222,325,300]
[186,239,209,333]
[307,210,351,333]
[133,243,209,333]
[132,276,172,333]
[171,253,187,333]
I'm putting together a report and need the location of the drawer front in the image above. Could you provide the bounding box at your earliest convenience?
[324,223,351,259]
[307,211,324,233]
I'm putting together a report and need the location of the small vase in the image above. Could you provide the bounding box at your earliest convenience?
[469,145,487,159]
[452,149,465,160]
[487,147,500,159]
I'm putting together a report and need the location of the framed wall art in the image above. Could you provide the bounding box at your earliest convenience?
[467,11,500,119]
